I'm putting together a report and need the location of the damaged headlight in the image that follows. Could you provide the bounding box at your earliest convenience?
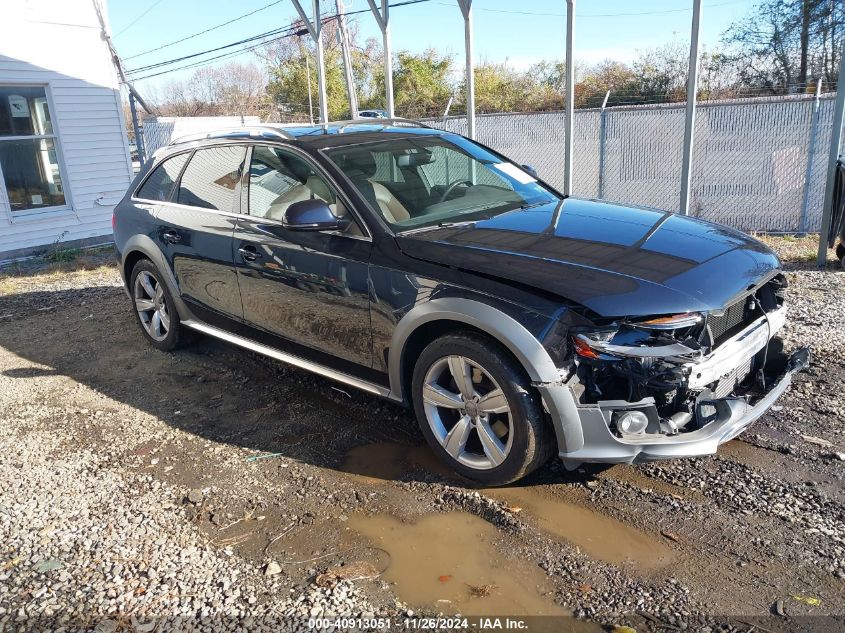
[572,313,705,362]
[569,313,706,420]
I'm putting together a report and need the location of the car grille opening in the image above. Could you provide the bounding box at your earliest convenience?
[707,296,763,346]
[706,275,785,348]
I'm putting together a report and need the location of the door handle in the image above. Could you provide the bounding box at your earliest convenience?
[238,244,261,262]
[162,230,182,244]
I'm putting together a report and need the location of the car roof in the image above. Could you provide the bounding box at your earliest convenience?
[162,119,449,155]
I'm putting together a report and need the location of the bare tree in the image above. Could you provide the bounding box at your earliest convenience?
[152,62,270,118]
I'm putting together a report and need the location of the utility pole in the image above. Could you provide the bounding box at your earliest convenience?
[91,0,152,163]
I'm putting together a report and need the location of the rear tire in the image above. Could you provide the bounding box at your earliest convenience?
[129,259,188,352]
[411,332,554,486]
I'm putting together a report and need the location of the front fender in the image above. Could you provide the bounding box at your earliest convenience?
[388,297,584,453]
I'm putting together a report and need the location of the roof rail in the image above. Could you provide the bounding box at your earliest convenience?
[334,117,434,133]
[168,126,293,146]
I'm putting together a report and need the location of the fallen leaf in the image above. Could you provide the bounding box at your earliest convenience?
[660,530,680,543]
[791,594,822,606]
[438,575,453,583]
[612,626,637,633]
[3,556,22,570]
[504,506,523,514]
[466,583,497,598]
[578,583,592,594]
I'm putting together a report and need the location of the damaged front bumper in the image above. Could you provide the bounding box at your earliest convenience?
[552,346,809,464]
[535,299,811,465]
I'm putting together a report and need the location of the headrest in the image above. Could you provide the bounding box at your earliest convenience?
[335,150,377,179]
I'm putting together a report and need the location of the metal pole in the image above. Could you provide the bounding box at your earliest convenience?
[382,0,394,118]
[128,91,145,164]
[304,51,315,124]
[799,78,823,234]
[563,0,575,196]
[597,89,610,199]
[817,36,845,267]
[313,0,328,124]
[442,95,454,126]
[458,0,475,139]
[679,0,703,215]
[366,0,394,118]
[299,33,315,124]
[292,0,329,124]
[335,0,358,118]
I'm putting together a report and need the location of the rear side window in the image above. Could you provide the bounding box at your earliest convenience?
[177,145,246,211]
[136,153,189,201]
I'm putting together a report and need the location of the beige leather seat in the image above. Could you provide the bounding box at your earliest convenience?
[265,175,334,221]
[371,181,410,223]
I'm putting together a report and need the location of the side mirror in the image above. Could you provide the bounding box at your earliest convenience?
[283,199,348,232]
[521,164,539,179]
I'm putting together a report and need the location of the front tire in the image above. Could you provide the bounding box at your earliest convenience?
[130,259,187,351]
[411,332,554,485]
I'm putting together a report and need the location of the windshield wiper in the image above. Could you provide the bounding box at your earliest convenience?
[400,220,476,235]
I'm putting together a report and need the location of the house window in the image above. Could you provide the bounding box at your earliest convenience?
[0,85,66,213]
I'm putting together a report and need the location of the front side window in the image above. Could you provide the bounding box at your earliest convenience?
[323,134,557,231]
[177,145,246,211]
[0,85,66,213]
[247,145,336,220]
[136,152,190,202]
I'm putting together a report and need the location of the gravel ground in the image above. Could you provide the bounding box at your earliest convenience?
[0,245,843,632]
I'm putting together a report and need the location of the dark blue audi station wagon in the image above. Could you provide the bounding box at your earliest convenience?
[113,119,809,485]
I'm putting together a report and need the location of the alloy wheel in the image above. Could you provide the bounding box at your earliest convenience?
[134,270,170,342]
[422,355,513,470]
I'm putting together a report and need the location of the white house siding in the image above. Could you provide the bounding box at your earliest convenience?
[0,0,133,256]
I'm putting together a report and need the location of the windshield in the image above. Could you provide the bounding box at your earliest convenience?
[323,134,559,232]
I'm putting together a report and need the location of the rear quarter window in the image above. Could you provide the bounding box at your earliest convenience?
[136,152,190,201]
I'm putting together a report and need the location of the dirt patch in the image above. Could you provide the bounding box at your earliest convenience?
[1,257,844,630]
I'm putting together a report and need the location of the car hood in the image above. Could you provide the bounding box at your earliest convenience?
[395,198,781,318]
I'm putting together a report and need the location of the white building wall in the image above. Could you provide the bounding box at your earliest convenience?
[0,0,133,256]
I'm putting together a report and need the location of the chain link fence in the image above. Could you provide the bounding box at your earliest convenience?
[426,93,841,233]
[138,95,839,234]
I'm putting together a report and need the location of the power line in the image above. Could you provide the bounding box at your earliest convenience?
[113,0,166,38]
[431,0,747,18]
[127,24,300,74]
[128,0,430,79]
[124,0,286,60]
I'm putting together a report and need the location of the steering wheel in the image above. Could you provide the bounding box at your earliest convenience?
[436,179,474,204]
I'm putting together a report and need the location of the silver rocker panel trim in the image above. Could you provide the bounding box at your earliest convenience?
[182,320,396,400]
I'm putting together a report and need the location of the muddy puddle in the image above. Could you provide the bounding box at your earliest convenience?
[343,442,675,572]
[347,511,569,617]
[486,487,675,571]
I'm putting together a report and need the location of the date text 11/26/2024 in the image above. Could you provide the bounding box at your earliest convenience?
[308,617,536,630]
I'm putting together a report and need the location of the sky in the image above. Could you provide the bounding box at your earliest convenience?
[107,0,759,93]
